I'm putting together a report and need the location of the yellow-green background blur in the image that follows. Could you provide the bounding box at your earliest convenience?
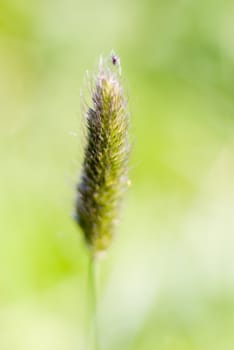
[1,0,234,349]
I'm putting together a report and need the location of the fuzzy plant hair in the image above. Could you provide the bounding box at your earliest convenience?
[75,53,130,255]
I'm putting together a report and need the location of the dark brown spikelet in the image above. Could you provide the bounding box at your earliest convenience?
[75,53,130,255]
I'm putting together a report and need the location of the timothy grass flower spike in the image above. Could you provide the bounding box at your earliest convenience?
[75,52,130,256]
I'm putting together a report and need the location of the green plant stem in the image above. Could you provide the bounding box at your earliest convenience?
[89,253,100,350]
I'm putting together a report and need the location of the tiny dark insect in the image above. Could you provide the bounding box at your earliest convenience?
[112,55,118,65]
[111,53,121,75]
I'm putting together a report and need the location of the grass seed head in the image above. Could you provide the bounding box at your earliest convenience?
[75,52,130,255]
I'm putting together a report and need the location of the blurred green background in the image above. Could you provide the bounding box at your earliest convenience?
[1,0,234,349]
